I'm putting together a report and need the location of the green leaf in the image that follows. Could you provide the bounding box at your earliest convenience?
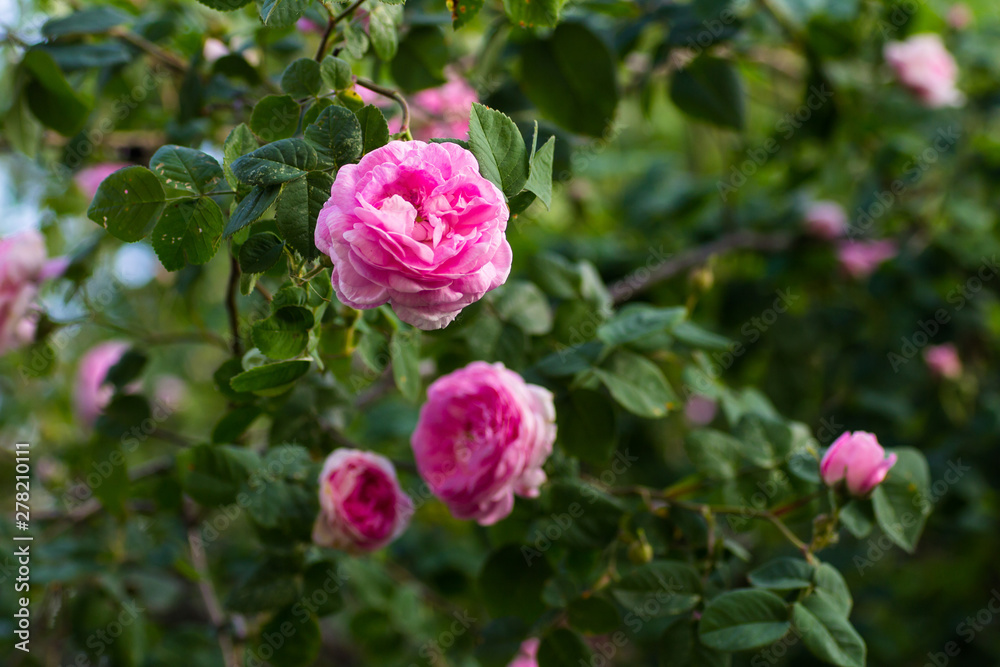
[259,0,310,27]
[538,628,592,666]
[231,139,318,186]
[792,594,866,667]
[22,50,92,136]
[342,21,369,60]
[468,103,529,199]
[226,559,300,613]
[699,589,791,652]
[196,0,253,9]
[733,414,794,469]
[356,105,391,153]
[225,185,281,237]
[684,429,742,480]
[597,304,687,345]
[566,597,619,636]
[672,321,733,350]
[555,389,617,464]
[543,480,626,549]
[368,5,399,61]
[524,135,556,209]
[451,0,485,28]
[838,500,874,539]
[670,56,746,130]
[320,56,353,91]
[301,562,346,616]
[211,405,263,443]
[502,0,565,28]
[613,561,703,615]
[37,43,132,71]
[149,145,224,195]
[748,558,815,591]
[223,123,258,190]
[41,7,129,37]
[255,606,321,667]
[478,544,553,623]
[492,280,553,335]
[95,395,151,440]
[252,306,315,360]
[87,166,166,242]
[594,350,677,419]
[518,23,618,137]
[150,198,224,271]
[177,444,260,506]
[304,105,363,167]
[275,171,334,260]
[813,563,852,616]
[105,348,147,389]
[660,619,732,667]
[390,26,448,92]
[281,58,322,97]
[230,359,311,393]
[391,328,421,402]
[871,447,931,553]
[239,231,285,273]
[250,94,301,141]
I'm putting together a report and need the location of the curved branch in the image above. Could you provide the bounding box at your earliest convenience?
[354,77,411,136]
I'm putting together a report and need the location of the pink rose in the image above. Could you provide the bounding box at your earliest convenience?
[409,72,479,141]
[804,201,848,240]
[837,240,897,279]
[685,395,718,426]
[884,34,963,108]
[820,431,897,497]
[75,163,131,200]
[411,362,556,525]
[296,17,326,33]
[924,343,962,379]
[507,638,540,667]
[0,230,65,354]
[313,448,413,552]
[315,140,511,330]
[75,341,130,425]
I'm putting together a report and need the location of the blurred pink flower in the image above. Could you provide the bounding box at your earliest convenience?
[296,17,326,33]
[155,375,188,410]
[821,431,897,496]
[804,201,848,240]
[924,343,962,379]
[409,72,479,141]
[685,395,718,425]
[312,449,412,552]
[75,163,130,200]
[203,38,229,63]
[947,4,973,30]
[884,34,963,108]
[75,341,130,425]
[0,230,66,354]
[837,240,897,279]
[507,638,540,667]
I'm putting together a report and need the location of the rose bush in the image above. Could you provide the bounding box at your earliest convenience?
[0,0,997,666]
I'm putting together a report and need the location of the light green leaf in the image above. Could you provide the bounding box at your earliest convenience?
[468,102,529,199]
[594,350,677,419]
[252,306,315,359]
[259,0,309,27]
[230,359,311,393]
[320,56,353,91]
[524,134,555,209]
[792,593,866,667]
[280,58,322,97]
[391,328,421,402]
[871,447,931,554]
[250,94,300,141]
[748,558,815,591]
[685,429,743,480]
[223,123,258,190]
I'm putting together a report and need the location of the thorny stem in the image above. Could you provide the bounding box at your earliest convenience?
[355,76,411,136]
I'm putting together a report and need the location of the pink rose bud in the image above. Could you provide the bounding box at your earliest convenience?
[0,230,64,355]
[507,638,540,667]
[75,341,130,425]
[315,140,511,329]
[685,395,718,425]
[409,71,479,141]
[74,163,131,200]
[411,362,556,525]
[836,240,897,279]
[924,343,962,379]
[804,201,848,240]
[820,431,897,497]
[947,4,972,30]
[884,34,963,108]
[313,449,413,552]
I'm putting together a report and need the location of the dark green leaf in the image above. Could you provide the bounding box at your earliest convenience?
[274,171,334,260]
[659,619,731,667]
[304,105,363,167]
[478,544,553,623]
[22,49,92,136]
[390,26,448,92]
[252,306,315,360]
[211,405,263,443]
[105,348,147,389]
[231,139,318,186]
[226,559,300,613]
[149,145,224,195]
[320,56,353,91]
[748,558,815,591]
[87,166,166,242]
[566,597,619,636]
[196,0,253,9]
[150,197,224,271]
[302,562,346,616]
[356,105,391,153]
[229,359,311,393]
[871,448,931,554]
[685,429,742,480]
[538,628,592,666]
[225,185,281,237]
[239,231,285,273]
[734,414,794,468]
[594,350,677,419]
[177,444,260,506]
[492,280,552,335]
[597,304,686,345]
[281,58,322,97]
[699,589,791,652]
[41,7,129,37]
[451,0,485,28]
[250,94,301,141]
[524,135,556,209]
[555,389,617,464]
[792,593,866,667]
[37,42,132,71]
[670,56,746,130]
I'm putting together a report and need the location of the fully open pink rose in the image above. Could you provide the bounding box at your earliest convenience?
[412,362,556,525]
[837,240,897,279]
[924,343,962,379]
[507,638,540,667]
[804,201,848,240]
[315,140,511,329]
[884,34,963,108]
[820,431,897,496]
[75,341,130,425]
[74,163,131,199]
[0,230,66,354]
[313,449,413,552]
